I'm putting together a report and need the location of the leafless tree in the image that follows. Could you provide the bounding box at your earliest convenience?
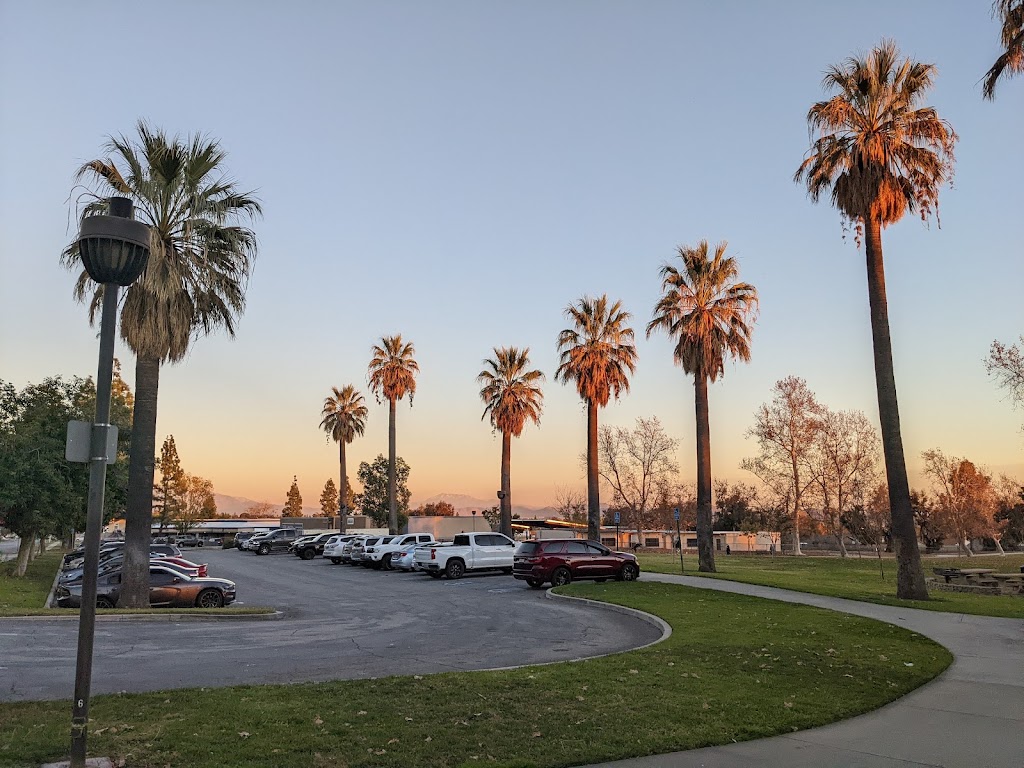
[597,416,680,542]
[554,486,587,526]
[741,377,822,554]
[806,409,881,556]
[986,336,1024,420]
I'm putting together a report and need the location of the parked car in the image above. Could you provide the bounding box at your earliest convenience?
[391,543,429,571]
[512,539,639,588]
[233,531,265,550]
[54,564,237,609]
[61,555,205,584]
[350,536,390,565]
[62,543,182,571]
[339,537,369,564]
[364,533,435,569]
[292,533,337,560]
[323,535,361,564]
[175,535,203,548]
[414,532,516,579]
[247,528,302,554]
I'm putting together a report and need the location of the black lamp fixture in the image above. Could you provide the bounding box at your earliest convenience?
[69,196,150,768]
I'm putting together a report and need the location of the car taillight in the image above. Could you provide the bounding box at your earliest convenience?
[431,549,436,560]
[200,566,208,576]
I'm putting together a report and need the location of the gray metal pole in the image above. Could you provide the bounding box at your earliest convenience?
[69,281,119,768]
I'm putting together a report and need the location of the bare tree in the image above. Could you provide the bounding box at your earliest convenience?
[921,449,998,556]
[986,336,1024,416]
[554,486,587,526]
[806,409,881,556]
[597,416,680,543]
[742,377,822,554]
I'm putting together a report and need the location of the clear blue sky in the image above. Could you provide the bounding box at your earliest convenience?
[1,1,1020,508]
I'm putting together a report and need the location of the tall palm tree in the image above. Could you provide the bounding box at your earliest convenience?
[478,347,545,537]
[62,122,260,607]
[320,385,368,532]
[983,0,1023,98]
[795,40,956,601]
[367,335,419,533]
[556,296,638,542]
[647,241,758,573]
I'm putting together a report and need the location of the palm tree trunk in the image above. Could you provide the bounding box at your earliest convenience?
[694,376,716,573]
[864,216,928,600]
[500,431,512,537]
[120,354,160,608]
[586,400,601,542]
[339,440,347,533]
[388,397,397,534]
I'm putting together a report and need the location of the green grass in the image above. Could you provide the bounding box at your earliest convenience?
[641,551,1024,619]
[0,552,63,614]
[0,551,273,618]
[0,581,951,768]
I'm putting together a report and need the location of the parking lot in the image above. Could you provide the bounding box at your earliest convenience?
[0,545,662,702]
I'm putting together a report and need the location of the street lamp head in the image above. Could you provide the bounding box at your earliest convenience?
[77,197,150,286]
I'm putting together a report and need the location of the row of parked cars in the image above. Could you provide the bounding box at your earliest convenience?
[55,540,237,609]
[238,527,642,588]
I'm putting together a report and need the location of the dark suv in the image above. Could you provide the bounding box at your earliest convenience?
[512,539,640,588]
[292,533,336,560]
[250,528,301,555]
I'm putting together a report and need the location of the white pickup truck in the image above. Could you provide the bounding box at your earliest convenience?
[414,532,517,579]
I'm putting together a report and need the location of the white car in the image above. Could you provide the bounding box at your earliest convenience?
[364,533,436,570]
[324,535,361,564]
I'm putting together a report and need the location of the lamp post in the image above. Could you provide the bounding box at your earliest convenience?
[68,197,149,768]
[471,510,477,531]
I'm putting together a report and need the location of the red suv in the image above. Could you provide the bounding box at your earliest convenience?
[512,539,640,588]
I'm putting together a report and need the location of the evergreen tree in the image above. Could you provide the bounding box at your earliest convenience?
[282,476,303,517]
[320,478,339,518]
[153,435,186,533]
[357,454,411,528]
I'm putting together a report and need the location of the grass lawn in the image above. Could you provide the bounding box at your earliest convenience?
[0,551,63,614]
[0,551,272,618]
[640,551,1024,619]
[0,581,950,768]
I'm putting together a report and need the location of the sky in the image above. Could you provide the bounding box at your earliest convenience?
[0,1,1021,510]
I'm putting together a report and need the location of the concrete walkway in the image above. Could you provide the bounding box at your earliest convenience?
[585,573,1024,768]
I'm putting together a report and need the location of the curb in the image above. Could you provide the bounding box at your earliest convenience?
[45,560,63,608]
[543,583,673,653]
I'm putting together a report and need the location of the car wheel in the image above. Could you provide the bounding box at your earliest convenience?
[445,559,466,579]
[96,596,115,609]
[197,541,204,547]
[196,589,225,608]
[618,563,639,582]
[258,544,270,555]
[501,567,513,575]
[330,557,342,565]
[428,571,443,579]
[300,548,316,560]
[526,578,545,589]
[551,567,572,587]
[382,553,393,570]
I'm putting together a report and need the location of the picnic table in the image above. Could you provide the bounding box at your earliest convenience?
[932,567,1024,595]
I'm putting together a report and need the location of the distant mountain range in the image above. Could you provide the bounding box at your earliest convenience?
[213,491,558,519]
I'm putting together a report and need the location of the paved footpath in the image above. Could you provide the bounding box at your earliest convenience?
[585,573,1024,768]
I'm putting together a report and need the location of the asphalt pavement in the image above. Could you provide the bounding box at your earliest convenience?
[0,545,662,702]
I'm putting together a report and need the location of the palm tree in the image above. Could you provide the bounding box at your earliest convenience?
[367,335,419,533]
[647,241,758,573]
[63,122,260,607]
[320,385,368,532]
[478,347,545,537]
[983,0,1023,98]
[556,296,638,542]
[795,40,956,601]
